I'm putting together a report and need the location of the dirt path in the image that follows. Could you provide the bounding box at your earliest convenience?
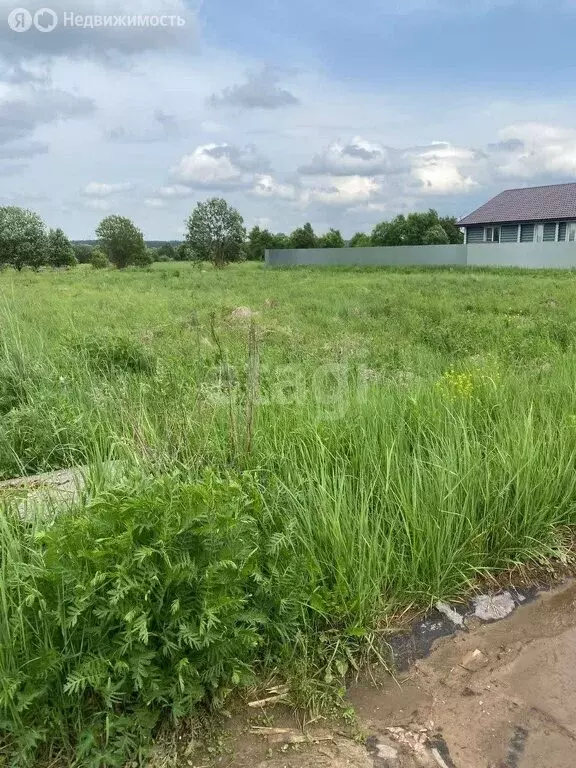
[203,581,576,768]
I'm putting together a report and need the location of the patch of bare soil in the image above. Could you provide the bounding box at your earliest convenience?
[185,581,576,768]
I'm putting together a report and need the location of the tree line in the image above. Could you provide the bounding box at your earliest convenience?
[244,209,463,261]
[0,199,463,271]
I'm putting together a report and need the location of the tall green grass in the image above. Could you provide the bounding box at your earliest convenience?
[1,263,576,764]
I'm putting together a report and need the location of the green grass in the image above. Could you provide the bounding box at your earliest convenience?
[2,261,576,765]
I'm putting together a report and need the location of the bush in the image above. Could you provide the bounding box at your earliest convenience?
[90,249,109,269]
[0,475,303,765]
[132,248,155,267]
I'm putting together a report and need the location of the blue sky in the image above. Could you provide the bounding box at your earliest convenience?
[1,0,576,238]
[202,0,573,90]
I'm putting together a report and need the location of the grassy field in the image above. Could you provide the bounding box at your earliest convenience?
[2,261,576,765]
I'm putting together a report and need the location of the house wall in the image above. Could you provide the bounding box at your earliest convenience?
[465,220,576,244]
[265,242,576,269]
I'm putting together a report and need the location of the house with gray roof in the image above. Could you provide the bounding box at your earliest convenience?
[458,183,576,245]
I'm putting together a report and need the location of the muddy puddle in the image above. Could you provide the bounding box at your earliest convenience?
[186,581,576,768]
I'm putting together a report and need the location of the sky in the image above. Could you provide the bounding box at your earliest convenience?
[1,0,576,239]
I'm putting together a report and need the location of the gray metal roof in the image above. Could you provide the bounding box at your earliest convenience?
[458,183,576,226]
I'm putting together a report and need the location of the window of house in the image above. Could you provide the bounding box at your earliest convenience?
[466,227,484,243]
[500,225,519,242]
[520,223,535,242]
[485,226,500,243]
[558,222,567,242]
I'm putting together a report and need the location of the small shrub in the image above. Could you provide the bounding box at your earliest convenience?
[90,249,109,269]
[0,476,276,764]
[132,248,154,267]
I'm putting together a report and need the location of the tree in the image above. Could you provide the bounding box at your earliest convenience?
[371,215,407,246]
[402,210,443,245]
[349,232,371,248]
[0,206,47,271]
[185,198,246,268]
[246,226,283,261]
[272,232,290,250]
[47,228,77,268]
[422,224,450,245]
[439,215,465,244]
[95,215,147,269]
[90,249,109,269]
[73,243,94,264]
[318,228,345,248]
[157,243,176,261]
[171,243,189,261]
[371,210,464,246]
[289,222,317,249]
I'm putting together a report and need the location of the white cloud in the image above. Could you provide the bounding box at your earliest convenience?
[410,142,478,194]
[170,143,269,188]
[302,175,382,206]
[171,145,242,186]
[144,197,166,208]
[83,181,134,197]
[298,135,479,196]
[249,171,383,207]
[252,174,298,200]
[210,67,299,110]
[493,123,576,180]
[300,137,407,176]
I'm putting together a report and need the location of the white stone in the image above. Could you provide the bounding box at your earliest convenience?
[436,601,466,627]
[461,648,489,672]
[376,743,399,760]
[473,592,516,621]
